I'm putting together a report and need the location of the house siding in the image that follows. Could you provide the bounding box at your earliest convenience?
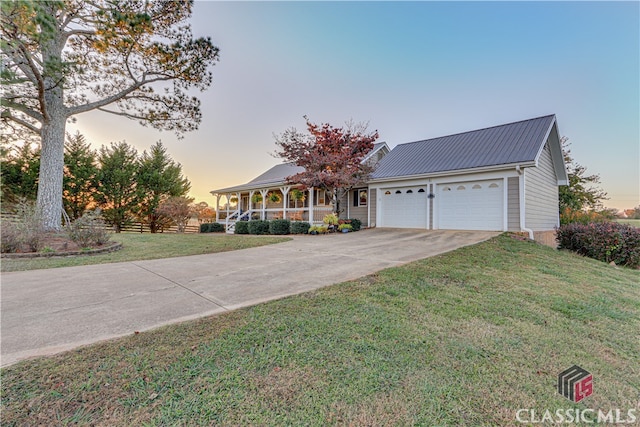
[507,177,520,231]
[524,141,559,231]
[348,188,369,226]
[369,188,376,227]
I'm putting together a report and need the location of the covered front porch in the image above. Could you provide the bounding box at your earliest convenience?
[211,186,334,232]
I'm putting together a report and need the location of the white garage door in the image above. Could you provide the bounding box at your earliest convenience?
[437,179,504,231]
[380,187,428,228]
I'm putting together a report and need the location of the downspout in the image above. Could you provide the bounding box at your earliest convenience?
[518,166,534,240]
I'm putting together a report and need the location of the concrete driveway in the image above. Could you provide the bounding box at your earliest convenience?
[1,229,497,366]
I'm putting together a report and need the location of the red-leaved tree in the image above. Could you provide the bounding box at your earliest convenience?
[275,117,379,216]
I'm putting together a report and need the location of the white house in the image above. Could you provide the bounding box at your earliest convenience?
[211,114,568,240]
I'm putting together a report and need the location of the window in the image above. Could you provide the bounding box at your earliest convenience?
[457,185,466,191]
[316,189,328,206]
[472,184,482,189]
[406,189,413,194]
[489,183,499,188]
[353,188,368,207]
[418,188,425,193]
[395,190,402,194]
[385,191,391,195]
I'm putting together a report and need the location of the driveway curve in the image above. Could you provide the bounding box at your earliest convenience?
[1,229,497,366]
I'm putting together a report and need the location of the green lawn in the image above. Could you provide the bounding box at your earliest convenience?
[616,218,640,228]
[1,233,290,272]
[2,235,638,426]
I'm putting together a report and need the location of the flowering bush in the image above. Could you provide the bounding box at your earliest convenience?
[556,222,640,268]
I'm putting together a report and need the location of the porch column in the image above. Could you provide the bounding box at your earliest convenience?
[249,190,255,217]
[308,187,315,224]
[235,192,241,214]
[280,186,291,219]
[225,193,231,219]
[215,193,221,223]
[260,189,268,220]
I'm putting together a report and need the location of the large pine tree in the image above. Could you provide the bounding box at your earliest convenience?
[1,0,219,230]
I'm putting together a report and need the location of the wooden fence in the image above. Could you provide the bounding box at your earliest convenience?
[1,213,201,234]
[118,222,200,234]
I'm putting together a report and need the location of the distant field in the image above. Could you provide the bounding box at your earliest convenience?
[616,218,640,227]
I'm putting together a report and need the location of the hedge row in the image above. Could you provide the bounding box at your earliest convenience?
[556,222,640,268]
[233,218,363,235]
[200,222,225,233]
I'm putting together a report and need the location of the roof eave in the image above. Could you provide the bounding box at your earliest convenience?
[211,179,290,194]
[368,161,537,184]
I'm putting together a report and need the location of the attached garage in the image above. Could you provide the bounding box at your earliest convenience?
[379,186,428,228]
[436,179,503,231]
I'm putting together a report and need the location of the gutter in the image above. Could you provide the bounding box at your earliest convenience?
[368,161,537,185]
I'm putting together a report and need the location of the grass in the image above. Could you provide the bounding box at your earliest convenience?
[616,218,640,227]
[1,233,291,272]
[2,235,638,426]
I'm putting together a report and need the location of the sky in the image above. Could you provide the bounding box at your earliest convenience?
[70,1,640,211]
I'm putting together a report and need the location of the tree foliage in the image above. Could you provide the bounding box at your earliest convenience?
[559,137,608,223]
[135,141,190,233]
[63,131,98,219]
[94,141,139,232]
[156,196,194,233]
[274,117,379,215]
[0,142,40,204]
[1,0,220,230]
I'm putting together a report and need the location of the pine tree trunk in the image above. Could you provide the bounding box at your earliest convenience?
[36,19,67,232]
[37,106,66,231]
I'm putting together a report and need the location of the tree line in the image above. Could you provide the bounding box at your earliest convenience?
[1,132,194,233]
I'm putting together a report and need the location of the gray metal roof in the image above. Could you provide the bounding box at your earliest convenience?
[212,142,390,194]
[371,115,556,179]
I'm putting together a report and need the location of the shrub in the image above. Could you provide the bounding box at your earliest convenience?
[270,219,291,235]
[210,222,225,233]
[290,221,310,234]
[309,225,329,234]
[234,221,249,234]
[1,221,21,253]
[556,222,640,268]
[338,223,353,232]
[248,219,270,235]
[348,218,362,231]
[201,222,225,233]
[323,213,339,225]
[66,211,111,248]
[14,200,45,252]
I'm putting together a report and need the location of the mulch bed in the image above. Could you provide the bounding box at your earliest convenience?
[1,234,122,259]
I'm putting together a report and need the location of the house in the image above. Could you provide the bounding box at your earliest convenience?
[211,114,568,240]
[210,143,390,232]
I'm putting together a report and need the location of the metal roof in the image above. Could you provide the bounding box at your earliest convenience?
[212,142,390,194]
[370,115,557,179]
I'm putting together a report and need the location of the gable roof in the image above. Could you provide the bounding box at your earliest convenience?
[212,142,390,194]
[370,115,560,180]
